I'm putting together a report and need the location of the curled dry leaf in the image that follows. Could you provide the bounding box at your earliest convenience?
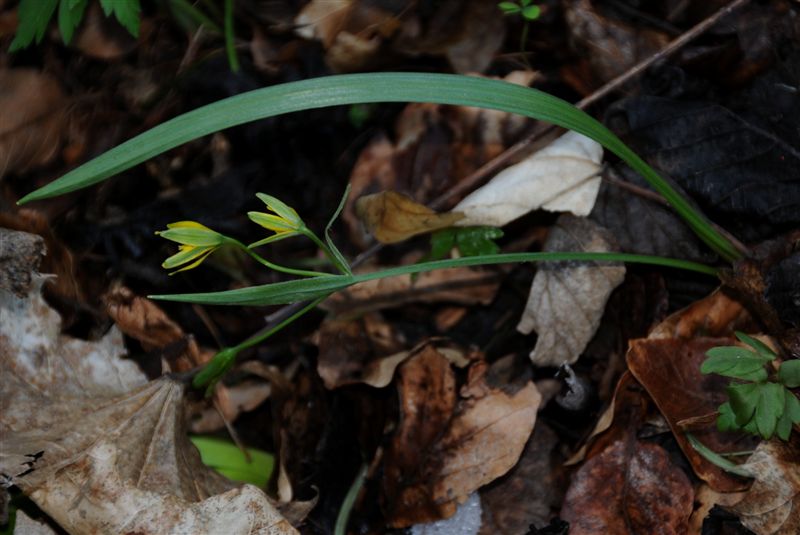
[382,345,541,527]
[0,241,296,534]
[560,440,694,535]
[517,215,626,367]
[105,284,210,372]
[355,190,464,243]
[452,131,604,227]
[728,438,800,535]
[0,69,66,178]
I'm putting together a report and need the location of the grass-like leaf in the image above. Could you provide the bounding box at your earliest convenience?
[17,73,741,261]
[734,332,776,360]
[685,433,753,478]
[150,251,717,305]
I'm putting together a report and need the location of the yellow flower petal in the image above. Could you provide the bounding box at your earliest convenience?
[168,248,216,274]
[247,212,297,233]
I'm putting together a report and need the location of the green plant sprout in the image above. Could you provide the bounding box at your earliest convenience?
[701,332,800,441]
[190,435,274,488]
[9,0,240,72]
[16,72,746,392]
[498,0,541,55]
[10,0,141,51]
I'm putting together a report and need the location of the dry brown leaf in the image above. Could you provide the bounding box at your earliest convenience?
[565,0,670,84]
[73,1,138,60]
[517,215,626,367]
[729,439,800,535]
[649,288,752,340]
[323,265,500,316]
[479,423,567,534]
[561,440,694,534]
[0,245,296,534]
[453,131,604,226]
[627,337,755,492]
[0,69,66,178]
[355,190,464,243]
[105,284,210,372]
[314,312,404,389]
[382,345,541,527]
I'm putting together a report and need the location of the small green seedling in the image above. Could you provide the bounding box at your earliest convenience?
[424,226,503,262]
[498,0,541,55]
[701,332,800,441]
[10,0,141,51]
[498,0,541,21]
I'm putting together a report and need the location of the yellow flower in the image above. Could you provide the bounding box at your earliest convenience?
[247,193,306,247]
[156,221,225,273]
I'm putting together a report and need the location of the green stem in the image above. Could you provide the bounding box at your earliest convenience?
[229,239,327,278]
[193,297,324,390]
[169,0,222,34]
[224,0,239,72]
[303,229,352,275]
[334,463,368,535]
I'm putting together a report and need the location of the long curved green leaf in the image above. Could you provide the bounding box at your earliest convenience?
[19,73,740,261]
[149,252,718,305]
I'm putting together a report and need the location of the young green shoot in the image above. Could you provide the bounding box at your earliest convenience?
[701,332,800,441]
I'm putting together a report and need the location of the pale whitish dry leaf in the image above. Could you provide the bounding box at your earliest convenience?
[730,439,800,535]
[517,215,625,367]
[452,131,603,227]
[294,0,352,46]
[0,266,296,533]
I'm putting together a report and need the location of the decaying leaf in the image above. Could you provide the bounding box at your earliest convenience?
[0,69,66,178]
[728,438,800,535]
[452,131,604,227]
[479,423,567,534]
[561,439,694,534]
[564,0,670,84]
[355,190,464,243]
[0,241,297,534]
[517,215,626,367]
[382,345,541,527]
[105,284,210,372]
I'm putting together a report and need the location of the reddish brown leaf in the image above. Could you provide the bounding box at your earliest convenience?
[627,337,755,492]
[561,440,693,535]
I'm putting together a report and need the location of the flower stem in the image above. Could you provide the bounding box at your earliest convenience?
[228,238,326,278]
[303,229,352,275]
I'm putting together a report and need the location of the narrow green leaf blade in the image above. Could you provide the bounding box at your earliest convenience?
[17,73,740,261]
[778,360,800,388]
[150,274,354,305]
[685,433,753,478]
